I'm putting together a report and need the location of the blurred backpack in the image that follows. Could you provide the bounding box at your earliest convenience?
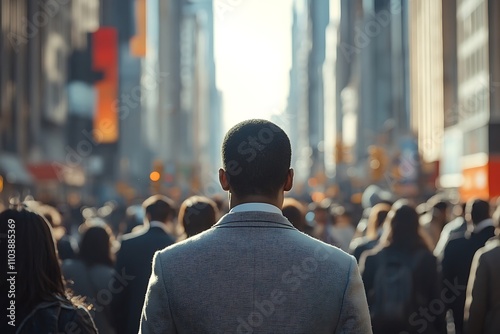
[370,250,425,329]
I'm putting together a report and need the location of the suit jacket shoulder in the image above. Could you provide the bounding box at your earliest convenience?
[142,211,372,334]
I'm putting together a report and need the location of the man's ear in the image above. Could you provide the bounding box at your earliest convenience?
[284,168,294,192]
[219,168,230,191]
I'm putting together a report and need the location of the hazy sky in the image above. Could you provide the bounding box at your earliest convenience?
[214,0,293,131]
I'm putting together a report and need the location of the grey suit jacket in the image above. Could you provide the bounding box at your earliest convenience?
[140,211,372,334]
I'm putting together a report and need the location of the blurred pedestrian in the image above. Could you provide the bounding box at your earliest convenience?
[121,202,146,235]
[0,207,97,334]
[350,202,391,262]
[178,195,218,239]
[330,205,356,252]
[62,219,117,334]
[311,200,340,246]
[112,195,176,334]
[140,119,371,333]
[434,202,467,260]
[463,207,500,334]
[36,204,77,260]
[282,197,309,233]
[360,200,445,334]
[441,199,496,334]
[420,198,450,250]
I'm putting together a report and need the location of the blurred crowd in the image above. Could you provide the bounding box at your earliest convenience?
[1,186,500,334]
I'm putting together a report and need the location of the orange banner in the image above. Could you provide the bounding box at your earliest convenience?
[130,0,147,57]
[460,156,500,201]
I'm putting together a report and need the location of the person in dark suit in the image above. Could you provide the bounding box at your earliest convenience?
[464,208,500,334]
[112,195,176,334]
[441,199,496,334]
[140,119,372,334]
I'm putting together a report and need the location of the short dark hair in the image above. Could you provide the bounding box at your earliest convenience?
[79,220,114,267]
[179,196,218,238]
[142,195,175,223]
[222,119,291,196]
[467,199,490,225]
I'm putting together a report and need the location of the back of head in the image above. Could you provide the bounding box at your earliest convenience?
[467,199,490,225]
[79,219,114,267]
[0,208,65,311]
[366,203,391,239]
[282,198,306,231]
[143,195,175,223]
[179,196,218,238]
[381,200,427,250]
[222,119,291,197]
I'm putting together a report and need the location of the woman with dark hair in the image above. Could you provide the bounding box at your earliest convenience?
[359,200,446,334]
[0,207,97,334]
[62,219,117,334]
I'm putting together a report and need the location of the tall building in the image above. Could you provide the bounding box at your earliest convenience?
[323,0,341,179]
[1,0,151,203]
[452,0,500,200]
[308,0,330,176]
[287,0,311,185]
[335,0,413,196]
[0,0,100,200]
[415,0,500,201]
[144,0,220,197]
[408,0,446,194]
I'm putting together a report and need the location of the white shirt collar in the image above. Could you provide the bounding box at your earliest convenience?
[474,218,494,233]
[230,203,282,215]
[149,221,169,234]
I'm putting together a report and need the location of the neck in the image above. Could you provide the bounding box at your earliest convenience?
[229,193,283,210]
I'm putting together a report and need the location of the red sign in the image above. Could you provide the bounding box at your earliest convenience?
[92,28,118,143]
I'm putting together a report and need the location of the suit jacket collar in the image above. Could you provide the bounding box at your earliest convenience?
[213,211,296,230]
[473,218,494,234]
[149,221,169,234]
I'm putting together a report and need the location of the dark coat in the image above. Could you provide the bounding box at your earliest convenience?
[360,246,446,334]
[112,225,175,334]
[15,297,97,334]
[464,237,500,334]
[441,225,496,334]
